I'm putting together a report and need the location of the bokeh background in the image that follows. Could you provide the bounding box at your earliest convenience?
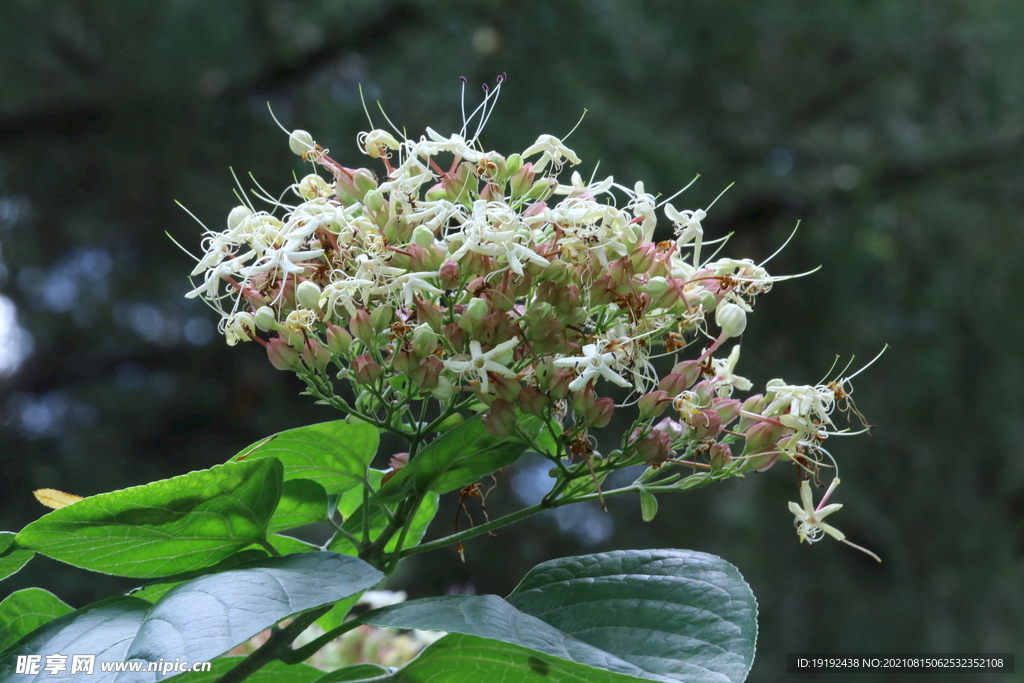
[1,2,1022,681]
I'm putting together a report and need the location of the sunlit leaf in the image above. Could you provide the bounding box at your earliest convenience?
[15,459,283,578]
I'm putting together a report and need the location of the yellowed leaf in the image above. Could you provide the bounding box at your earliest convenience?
[33,489,84,510]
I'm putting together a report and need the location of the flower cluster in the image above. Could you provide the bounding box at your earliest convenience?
[183,80,879,557]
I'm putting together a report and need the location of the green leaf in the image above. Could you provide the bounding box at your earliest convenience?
[0,552,383,679]
[0,532,34,583]
[128,549,270,603]
[231,421,379,495]
[376,415,544,505]
[364,549,757,683]
[313,663,390,682]
[336,470,384,520]
[173,658,324,683]
[327,492,439,556]
[0,589,72,652]
[367,634,654,683]
[639,488,659,522]
[14,458,283,579]
[271,479,329,532]
[270,533,322,555]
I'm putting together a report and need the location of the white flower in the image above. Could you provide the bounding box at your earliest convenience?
[522,134,581,173]
[357,129,401,158]
[665,203,706,267]
[712,345,752,396]
[443,339,519,394]
[788,479,881,562]
[553,342,633,392]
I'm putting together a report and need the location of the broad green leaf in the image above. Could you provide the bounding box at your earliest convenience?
[0,589,72,652]
[128,549,270,603]
[313,663,390,682]
[509,550,757,683]
[364,550,757,683]
[363,595,662,681]
[336,470,384,520]
[271,479,329,532]
[0,553,383,682]
[231,421,378,495]
[327,492,439,556]
[368,633,653,683]
[270,533,322,554]
[0,532,33,583]
[376,415,545,505]
[14,458,283,579]
[173,657,324,683]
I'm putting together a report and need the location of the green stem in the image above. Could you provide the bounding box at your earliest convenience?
[257,538,281,557]
[400,501,549,558]
[281,617,365,665]
[213,605,330,683]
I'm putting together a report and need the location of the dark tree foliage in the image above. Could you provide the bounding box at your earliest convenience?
[1,2,1021,681]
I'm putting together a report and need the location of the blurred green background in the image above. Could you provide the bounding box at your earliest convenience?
[1,1,1021,681]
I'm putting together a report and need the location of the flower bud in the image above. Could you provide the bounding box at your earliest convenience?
[642,275,670,297]
[325,323,352,355]
[737,394,766,431]
[411,323,438,358]
[633,430,672,465]
[547,369,574,401]
[349,309,374,345]
[443,322,467,352]
[482,399,518,438]
[351,354,384,385]
[479,182,503,202]
[389,452,410,471]
[414,298,445,332]
[267,338,302,371]
[588,397,615,428]
[298,174,334,200]
[652,417,686,440]
[288,129,315,156]
[412,224,435,249]
[524,177,557,202]
[709,443,734,471]
[638,390,671,419]
[369,305,393,333]
[227,205,253,231]
[711,397,742,427]
[431,375,457,400]
[410,355,442,391]
[518,386,549,416]
[351,168,378,200]
[509,161,536,199]
[571,382,597,416]
[296,281,322,310]
[504,153,524,178]
[303,339,330,374]
[425,182,449,201]
[659,373,690,396]
[464,297,489,322]
[439,260,460,289]
[687,409,722,440]
[715,302,747,338]
[254,306,278,332]
[628,243,657,273]
[363,189,385,215]
[739,421,786,472]
[392,346,419,375]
